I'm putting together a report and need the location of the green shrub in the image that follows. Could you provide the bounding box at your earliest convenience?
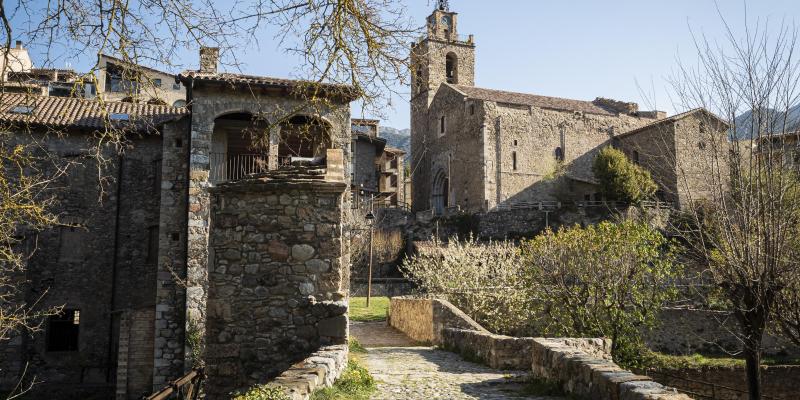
[593,146,657,203]
[232,385,290,400]
[310,359,375,400]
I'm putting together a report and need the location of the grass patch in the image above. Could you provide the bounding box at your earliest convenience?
[310,359,376,400]
[349,337,367,354]
[349,296,389,322]
[642,351,800,370]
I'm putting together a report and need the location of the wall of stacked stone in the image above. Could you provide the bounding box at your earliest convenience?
[271,345,348,400]
[441,328,534,370]
[203,178,349,399]
[530,338,692,400]
[350,278,414,297]
[388,297,488,345]
[645,365,800,400]
[645,308,800,357]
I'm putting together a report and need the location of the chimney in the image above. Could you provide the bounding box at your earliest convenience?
[14,40,22,49]
[199,47,219,74]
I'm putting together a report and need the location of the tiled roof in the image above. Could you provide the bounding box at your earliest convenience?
[616,108,729,138]
[178,71,359,100]
[0,93,188,131]
[384,146,405,154]
[452,85,616,116]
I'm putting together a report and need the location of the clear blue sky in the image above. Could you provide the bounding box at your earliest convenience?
[15,0,800,129]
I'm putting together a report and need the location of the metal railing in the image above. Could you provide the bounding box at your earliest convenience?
[144,368,204,400]
[209,152,269,183]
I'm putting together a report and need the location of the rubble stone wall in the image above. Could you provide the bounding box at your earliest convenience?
[203,178,349,399]
[647,365,800,400]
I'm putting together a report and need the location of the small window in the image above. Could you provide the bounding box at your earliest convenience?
[174,138,183,148]
[152,159,162,194]
[469,104,475,115]
[146,226,159,264]
[172,83,181,91]
[698,141,707,150]
[153,78,162,87]
[47,309,80,352]
[699,121,707,134]
[440,116,446,134]
[513,139,518,146]
[555,147,564,162]
[512,151,518,170]
[632,150,640,164]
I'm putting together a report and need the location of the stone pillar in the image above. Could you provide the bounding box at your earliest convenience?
[152,118,191,389]
[204,175,348,399]
[268,126,280,170]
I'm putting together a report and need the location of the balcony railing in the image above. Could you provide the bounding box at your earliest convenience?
[210,152,269,183]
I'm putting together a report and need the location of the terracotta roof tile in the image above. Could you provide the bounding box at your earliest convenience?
[178,71,359,100]
[0,93,188,131]
[452,85,616,116]
[615,108,729,138]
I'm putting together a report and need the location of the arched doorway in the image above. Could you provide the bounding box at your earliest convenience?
[432,170,449,215]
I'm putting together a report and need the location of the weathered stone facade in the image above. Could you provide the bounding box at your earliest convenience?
[204,167,349,398]
[410,5,726,214]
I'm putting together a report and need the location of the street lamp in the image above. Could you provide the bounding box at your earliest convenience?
[365,209,375,307]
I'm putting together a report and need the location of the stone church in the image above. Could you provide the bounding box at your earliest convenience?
[410,2,728,214]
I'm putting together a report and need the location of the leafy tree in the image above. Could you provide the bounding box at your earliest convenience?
[592,147,657,203]
[520,221,680,366]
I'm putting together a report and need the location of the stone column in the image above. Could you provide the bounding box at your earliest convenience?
[268,126,280,170]
[204,175,348,399]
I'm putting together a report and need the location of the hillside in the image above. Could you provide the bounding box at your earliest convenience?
[379,126,410,155]
[732,105,800,140]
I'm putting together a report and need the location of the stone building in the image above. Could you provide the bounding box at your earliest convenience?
[350,119,405,208]
[0,47,355,399]
[96,54,187,107]
[410,3,727,213]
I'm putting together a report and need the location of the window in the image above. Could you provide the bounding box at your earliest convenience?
[153,78,162,87]
[59,226,84,262]
[699,121,707,134]
[555,147,564,162]
[440,116,446,135]
[512,151,517,170]
[152,159,162,194]
[632,150,640,164]
[513,139,518,146]
[172,83,181,91]
[146,226,159,265]
[172,99,186,108]
[698,141,707,150]
[469,104,475,115]
[390,175,398,187]
[47,309,80,352]
[445,53,458,84]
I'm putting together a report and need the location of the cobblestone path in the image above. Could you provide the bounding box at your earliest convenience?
[350,322,563,400]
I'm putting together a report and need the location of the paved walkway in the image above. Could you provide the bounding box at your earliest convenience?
[350,321,563,400]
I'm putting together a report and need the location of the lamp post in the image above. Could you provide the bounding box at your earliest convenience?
[365,208,375,307]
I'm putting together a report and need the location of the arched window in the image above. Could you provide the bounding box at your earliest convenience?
[415,65,424,94]
[446,53,458,84]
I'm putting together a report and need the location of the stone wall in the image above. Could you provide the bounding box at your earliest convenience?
[441,328,534,370]
[531,338,691,400]
[271,345,349,400]
[645,308,799,357]
[387,297,487,345]
[204,174,349,399]
[646,365,800,400]
[350,278,414,297]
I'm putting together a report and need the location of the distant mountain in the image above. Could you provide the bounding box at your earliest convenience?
[732,105,800,140]
[379,126,410,156]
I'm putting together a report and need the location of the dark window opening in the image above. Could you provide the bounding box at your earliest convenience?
[632,150,640,164]
[146,226,159,264]
[698,141,707,150]
[445,53,458,84]
[513,139,518,146]
[440,116,446,134]
[105,63,140,94]
[415,65,424,93]
[512,151,518,170]
[47,309,80,352]
[174,138,183,148]
[469,104,475,115]
[699,121,707,134]
[555,147,564,162]
[153,78,162,87]
[152,159,162,194]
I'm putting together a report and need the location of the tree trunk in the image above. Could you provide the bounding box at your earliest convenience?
[743,345,762,400]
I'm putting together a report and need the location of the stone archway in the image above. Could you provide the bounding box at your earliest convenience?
[210,112,270,183]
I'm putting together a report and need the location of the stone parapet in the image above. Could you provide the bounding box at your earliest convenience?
[441,328,533,370]
[388,296,486,345]
[271,345,349,400]
[532,338,690,400]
